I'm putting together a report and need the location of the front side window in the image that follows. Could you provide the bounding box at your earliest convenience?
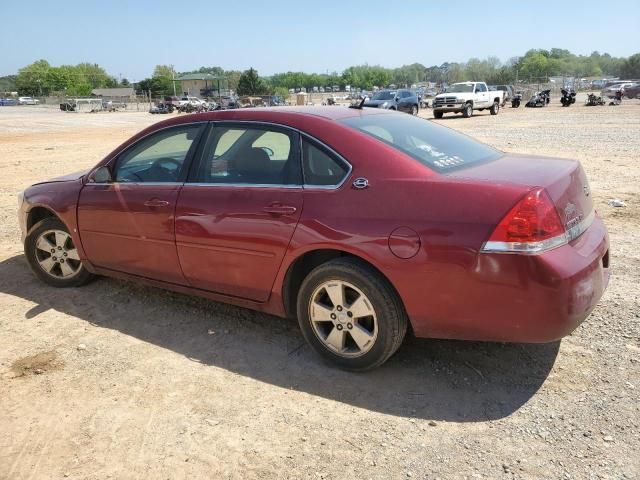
[341,114,501,172]
[114,124,202,182]
[192,125,301,185]
[302,139,349,186]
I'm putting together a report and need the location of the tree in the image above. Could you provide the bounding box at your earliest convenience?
[620,53,640,79]
[153,64,175,79]
[237,67,267,95]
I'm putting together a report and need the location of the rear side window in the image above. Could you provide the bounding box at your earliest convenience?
[191,125,301,185]
[341,114,501,172]
[302,139,350,186]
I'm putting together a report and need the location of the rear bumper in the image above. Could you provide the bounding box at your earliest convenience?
[407,216,610,342]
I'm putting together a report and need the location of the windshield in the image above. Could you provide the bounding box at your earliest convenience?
[371,90,397,100]
[341,114,501,172]
[446,84,474,93]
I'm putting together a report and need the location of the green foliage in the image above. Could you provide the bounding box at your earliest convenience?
[237,68,268,95]
[0,75,17,92]
[620,53,640,79]
[15,59,114,96]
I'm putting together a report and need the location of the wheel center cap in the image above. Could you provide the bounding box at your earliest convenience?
[336,311,348,324]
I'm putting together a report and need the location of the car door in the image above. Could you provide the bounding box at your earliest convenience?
[475,84,489,107]
[174,122,303,302]
[78,123,205,284]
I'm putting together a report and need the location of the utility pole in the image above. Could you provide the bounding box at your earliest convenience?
[171,64,176,96]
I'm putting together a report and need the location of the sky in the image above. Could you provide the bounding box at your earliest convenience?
[1,0,639,81]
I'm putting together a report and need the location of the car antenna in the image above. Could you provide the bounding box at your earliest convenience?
[349,95,367,110]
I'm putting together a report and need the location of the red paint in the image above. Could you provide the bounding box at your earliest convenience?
[19,107,610,343]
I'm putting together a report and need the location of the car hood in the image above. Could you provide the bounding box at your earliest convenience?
[364,99,392,107]
[32,168,90,185]
[436,92,474,99]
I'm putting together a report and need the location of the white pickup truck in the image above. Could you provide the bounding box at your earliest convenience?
[432,82,504,118]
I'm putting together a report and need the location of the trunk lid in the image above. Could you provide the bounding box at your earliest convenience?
[448,154,594,232]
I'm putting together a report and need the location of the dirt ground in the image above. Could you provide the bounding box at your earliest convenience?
[0,98,638,480]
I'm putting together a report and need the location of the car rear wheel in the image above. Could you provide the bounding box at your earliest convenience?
[462,103,473,118]
[411,105,418,115]
[433,110,443,119]
[25,217,94,288]
[490,101,499,115]
[297,258,407,371]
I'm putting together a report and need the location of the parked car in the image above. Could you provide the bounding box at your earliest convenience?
[163,96,180,106]
[18,107,610,370]
[18,96,39,105]
[601,82,635,99]
[622,83,640,99]
[0,98,17,106]
[363,89,419,115]
[494,85,514,104]
[432,82,505,118]
[178,96,205,107]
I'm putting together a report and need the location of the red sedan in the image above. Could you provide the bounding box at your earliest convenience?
[18,107,610,370]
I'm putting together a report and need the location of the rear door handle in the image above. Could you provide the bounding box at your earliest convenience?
[144,199,170,207]
[263,203,297,216]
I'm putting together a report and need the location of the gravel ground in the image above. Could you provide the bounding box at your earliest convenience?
[0,99,638,480]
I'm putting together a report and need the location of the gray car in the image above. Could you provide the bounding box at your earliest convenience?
[363,89,419,115]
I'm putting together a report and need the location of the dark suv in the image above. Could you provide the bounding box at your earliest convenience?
[364,89,419,115]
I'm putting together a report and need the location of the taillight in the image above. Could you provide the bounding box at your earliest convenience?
[481,188,568,254]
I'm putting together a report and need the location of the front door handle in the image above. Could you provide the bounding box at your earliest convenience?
[144,199,170,208]
[263,203,297,216]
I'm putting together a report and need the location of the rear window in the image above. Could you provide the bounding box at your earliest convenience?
[341,114,501,172]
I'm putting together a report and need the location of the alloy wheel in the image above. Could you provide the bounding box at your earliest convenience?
[34,229,82,279]
[308,280,378,358]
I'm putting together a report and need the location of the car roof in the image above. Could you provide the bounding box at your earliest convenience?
[163,106,395,126]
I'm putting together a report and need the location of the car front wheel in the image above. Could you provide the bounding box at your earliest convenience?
[25,217,94,287]
[462,103,473,118]
[297,258,407,370]
[411,105,418,115]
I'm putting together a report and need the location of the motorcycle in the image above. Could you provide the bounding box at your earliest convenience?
[525,89,551,107]
[560,88,577,107]
[585,93,606,106]
[511,92,522,108]
[150,103,172,114]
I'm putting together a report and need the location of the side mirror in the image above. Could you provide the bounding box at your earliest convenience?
[91,166,113,183]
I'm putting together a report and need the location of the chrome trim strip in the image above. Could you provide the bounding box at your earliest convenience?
[480,210,596,255]
[184,183,302,189]
[86,182,183,186]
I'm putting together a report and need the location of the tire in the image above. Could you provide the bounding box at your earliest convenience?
[490,101,499,115]
[433,110,443,119]
[25,217,94,288]
[411,105,418,115]
[462,103,473,118]
[296,258,407,371]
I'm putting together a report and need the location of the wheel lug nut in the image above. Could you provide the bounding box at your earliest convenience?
[347,311,353,317]
[347,323,353,329]
[58,246,62,250]
[63,253,67,257]
[60,259,64,263]
[50,249,55,253]
[336,324,343,331]
[330,313,336,320]
[52,256,57,260]
[336,306,343,312]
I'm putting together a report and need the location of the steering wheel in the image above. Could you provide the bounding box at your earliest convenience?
[154,157,182,171]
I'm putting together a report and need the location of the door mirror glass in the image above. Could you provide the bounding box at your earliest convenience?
[92,166,112,183]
